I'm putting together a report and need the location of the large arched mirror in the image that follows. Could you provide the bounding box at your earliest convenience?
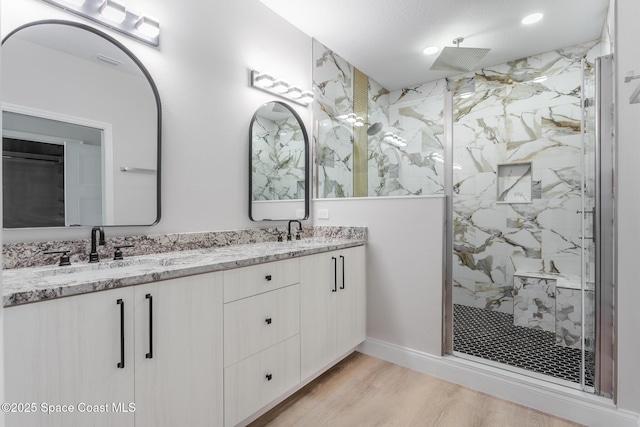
[1,20,161,228]
[249,101,309,221]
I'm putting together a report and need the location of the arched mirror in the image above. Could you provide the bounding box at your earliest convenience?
[249,101,309,221]
[1,20,161,228]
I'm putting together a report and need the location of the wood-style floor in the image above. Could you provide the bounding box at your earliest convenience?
[250,352,583,427]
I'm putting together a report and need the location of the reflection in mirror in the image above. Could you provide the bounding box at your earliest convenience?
[1,20,161,228]
[249,101,309,221]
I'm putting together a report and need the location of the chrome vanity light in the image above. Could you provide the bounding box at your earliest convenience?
[39,0,160,46]
[250,70,313,107]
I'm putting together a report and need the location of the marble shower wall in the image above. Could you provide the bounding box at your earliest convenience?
[252,115,306,200]
[313,39,355,198]
[374,81,447,196]
[452,41,603,314]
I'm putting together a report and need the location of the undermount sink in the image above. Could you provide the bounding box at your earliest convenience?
[34,257,165,278]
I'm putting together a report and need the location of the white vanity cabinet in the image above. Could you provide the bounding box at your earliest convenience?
[222,259,301,427]
[132,273,223,427]
[5,286,136,427]
[4,272,223,427]
[4,243,366,427]
[300,245,366,381]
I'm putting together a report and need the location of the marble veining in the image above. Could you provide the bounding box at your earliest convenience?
[252,114,306,200]
[3,234,366,307]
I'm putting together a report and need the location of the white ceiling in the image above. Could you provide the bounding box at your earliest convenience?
[259,0,611,90]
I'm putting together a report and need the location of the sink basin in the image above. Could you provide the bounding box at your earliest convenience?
[33,257,165,278]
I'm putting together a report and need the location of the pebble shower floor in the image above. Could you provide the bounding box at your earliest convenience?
[453,304,595,387]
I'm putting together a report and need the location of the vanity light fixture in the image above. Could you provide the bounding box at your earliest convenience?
[250,70,313,107]
[99,0,126,23]
[39,0,161,46]
[254,73,276,88]
[299,91,314,104]
[136,15,160,38]
[272,81,289,94]
[287,87,303,99]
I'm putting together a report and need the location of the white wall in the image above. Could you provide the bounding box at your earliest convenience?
[614,0,640,414]
[313,197,445,355]
[1,0,313,242]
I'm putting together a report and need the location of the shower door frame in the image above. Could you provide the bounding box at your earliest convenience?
[442,55,616,398]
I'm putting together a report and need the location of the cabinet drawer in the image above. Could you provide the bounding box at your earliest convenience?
[224,284,299,366]
[223,258,300,303]
[224,335,300,427]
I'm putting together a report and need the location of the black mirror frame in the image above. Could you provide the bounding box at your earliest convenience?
[2,19,162,228]
[248,100,309,222]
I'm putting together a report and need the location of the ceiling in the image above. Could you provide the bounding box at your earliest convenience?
[259,0,611,90]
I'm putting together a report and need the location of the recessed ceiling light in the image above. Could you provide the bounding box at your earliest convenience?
[422,46,438,55]
[522,13,543,25]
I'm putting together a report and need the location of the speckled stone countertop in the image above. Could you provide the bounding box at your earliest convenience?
[3,237,366,307]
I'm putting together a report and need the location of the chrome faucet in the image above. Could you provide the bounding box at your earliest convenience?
[89,226,106,263]
[287,220,302,241]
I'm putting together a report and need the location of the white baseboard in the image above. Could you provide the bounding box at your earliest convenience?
[358,338,640,427]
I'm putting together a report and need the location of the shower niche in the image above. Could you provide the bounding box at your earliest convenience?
[496,162,532,203]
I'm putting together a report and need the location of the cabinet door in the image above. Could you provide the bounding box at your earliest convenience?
[336,246,367,356]
[4,288,135,427]
[300,252,338,381]
[134,272,223,427]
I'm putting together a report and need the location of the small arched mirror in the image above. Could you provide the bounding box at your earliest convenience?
[1,20,161,228]
[249,101,309,221]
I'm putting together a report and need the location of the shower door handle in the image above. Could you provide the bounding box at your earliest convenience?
[577,209,596,242]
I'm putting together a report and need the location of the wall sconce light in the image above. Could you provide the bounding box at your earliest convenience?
[40,0,160,46]
[251,70,313,107]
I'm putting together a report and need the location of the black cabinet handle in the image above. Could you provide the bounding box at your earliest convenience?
[265,317,272,325]
[117,299,125,369]
[266,373,273,381]
[265,275,272,281]
[332,257,337,292]
[340,255,345,290]
[145,294,153,359]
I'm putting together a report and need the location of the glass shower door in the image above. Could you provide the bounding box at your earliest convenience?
[449,49,598,389]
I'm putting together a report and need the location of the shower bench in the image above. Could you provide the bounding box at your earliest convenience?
[512,271,594,351]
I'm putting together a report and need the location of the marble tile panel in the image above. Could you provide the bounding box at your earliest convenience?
[389,79,447,105]
[513,276,556,331]
[453,173,475,196]
[540,104,582,139]
[555,287,583,349]
[475,280,513,314]
[539,167,581,200]
[453,278,476,308]
[475,172,496,199]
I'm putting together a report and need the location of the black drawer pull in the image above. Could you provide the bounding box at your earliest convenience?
[340,255,345,290]
[265,317,272,325]
[145,294,153,359]
[265,275,272,281]
[116,299,125,369]
[332,257,337,292]
[266,373,273,381]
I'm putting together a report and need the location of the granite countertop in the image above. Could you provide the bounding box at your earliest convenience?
[3,237,366,307]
